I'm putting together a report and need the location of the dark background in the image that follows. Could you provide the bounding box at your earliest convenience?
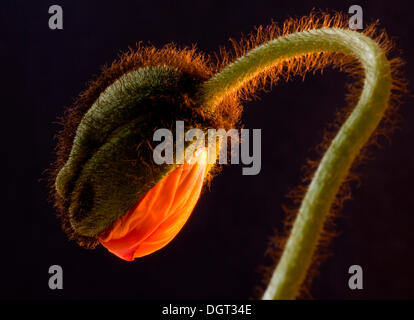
[1,0,413,299]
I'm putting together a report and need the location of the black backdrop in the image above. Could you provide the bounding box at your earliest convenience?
[1,0,414,299]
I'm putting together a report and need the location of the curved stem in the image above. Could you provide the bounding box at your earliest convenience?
[198,28,392,299]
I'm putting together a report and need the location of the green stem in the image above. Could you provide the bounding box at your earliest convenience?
[198,28,392,299]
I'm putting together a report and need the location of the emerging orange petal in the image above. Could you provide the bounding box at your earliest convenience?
[99,147,208,261]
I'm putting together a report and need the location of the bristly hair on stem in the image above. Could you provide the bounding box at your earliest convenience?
[197,10,407,299]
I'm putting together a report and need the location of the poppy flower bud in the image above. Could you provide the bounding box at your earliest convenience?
[50,46,241,259]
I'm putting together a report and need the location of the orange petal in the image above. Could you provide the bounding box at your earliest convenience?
[99,147,208,261]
